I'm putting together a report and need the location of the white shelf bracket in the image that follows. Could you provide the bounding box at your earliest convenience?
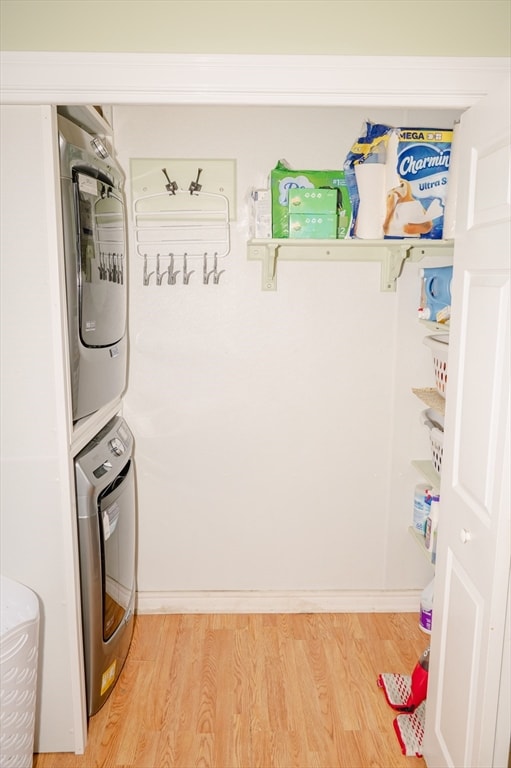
[246,241,279,290]
[380,245,411,292]
[265,242,279,291]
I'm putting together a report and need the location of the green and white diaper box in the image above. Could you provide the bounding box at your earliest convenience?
[271,161,351,239]
[289,214,338,239]
[288,188,338,214]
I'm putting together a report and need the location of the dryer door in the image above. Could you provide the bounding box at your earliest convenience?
[74,168,127,348]
[97,458,136,641]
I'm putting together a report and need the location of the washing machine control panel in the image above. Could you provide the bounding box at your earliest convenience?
[109,437,125,456]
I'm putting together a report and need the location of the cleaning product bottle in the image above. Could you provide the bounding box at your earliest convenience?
[419,265,453,321]
[413,484,431,535]
[405,647,430,709]
[419,578,434,634]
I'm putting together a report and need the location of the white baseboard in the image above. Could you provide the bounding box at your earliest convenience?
[136,589,421,615]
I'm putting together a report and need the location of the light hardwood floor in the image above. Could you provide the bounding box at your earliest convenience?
[34,612,428,768]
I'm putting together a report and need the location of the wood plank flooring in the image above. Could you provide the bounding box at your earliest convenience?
[34,612,428,768]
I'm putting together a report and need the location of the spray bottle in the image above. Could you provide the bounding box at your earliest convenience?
[405,647,430,710]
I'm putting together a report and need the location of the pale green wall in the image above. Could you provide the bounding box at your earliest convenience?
[1,0,510,56]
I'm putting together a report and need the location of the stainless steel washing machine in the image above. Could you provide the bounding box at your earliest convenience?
[74,415,136,716]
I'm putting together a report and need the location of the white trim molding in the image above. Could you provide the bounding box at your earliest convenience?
[136,589,422,615]
[1,52,509,108]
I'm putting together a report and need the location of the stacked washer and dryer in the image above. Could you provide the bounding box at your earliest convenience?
[58,112,136,716]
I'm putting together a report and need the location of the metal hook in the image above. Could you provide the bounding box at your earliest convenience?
[156,254,166,285]
[189,168,203,195]
[203,253,212,284]
[183,253,195,285]
[162,167,178,195]
[167,254,180,285]
[143,255,154,286]
[212,253,225,285]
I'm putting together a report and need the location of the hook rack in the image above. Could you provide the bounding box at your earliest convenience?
[141,251,226,286]
[134,187,230,287]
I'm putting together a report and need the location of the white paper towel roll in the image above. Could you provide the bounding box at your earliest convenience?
[442,121,459,239]
[354,163,386,239]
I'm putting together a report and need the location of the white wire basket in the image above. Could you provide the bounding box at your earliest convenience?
[423,334,449,398]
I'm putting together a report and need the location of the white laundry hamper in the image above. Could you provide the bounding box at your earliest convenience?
[1,576,40,768]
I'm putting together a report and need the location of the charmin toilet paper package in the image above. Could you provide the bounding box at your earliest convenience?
[344,123,453,240]
[385,128,453,240]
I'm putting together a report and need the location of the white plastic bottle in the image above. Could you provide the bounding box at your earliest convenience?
[419,578,434,634]
[413,484,431,534]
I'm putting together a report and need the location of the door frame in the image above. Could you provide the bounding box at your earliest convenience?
[1,51,509,756]
[0,52,509,108]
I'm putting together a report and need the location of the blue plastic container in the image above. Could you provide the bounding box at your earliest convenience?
[420,265,453,321]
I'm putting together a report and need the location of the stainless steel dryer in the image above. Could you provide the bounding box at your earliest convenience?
[74,415,136,716]
[58,113,128,423]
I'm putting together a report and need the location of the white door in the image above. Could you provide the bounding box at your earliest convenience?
[423,75,511,768]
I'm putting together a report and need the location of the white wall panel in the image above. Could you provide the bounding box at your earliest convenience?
[0,106,86,751]
[115,104,457,594]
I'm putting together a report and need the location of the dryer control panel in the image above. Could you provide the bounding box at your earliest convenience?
[75,416,134,502]
[109,437,125,456]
